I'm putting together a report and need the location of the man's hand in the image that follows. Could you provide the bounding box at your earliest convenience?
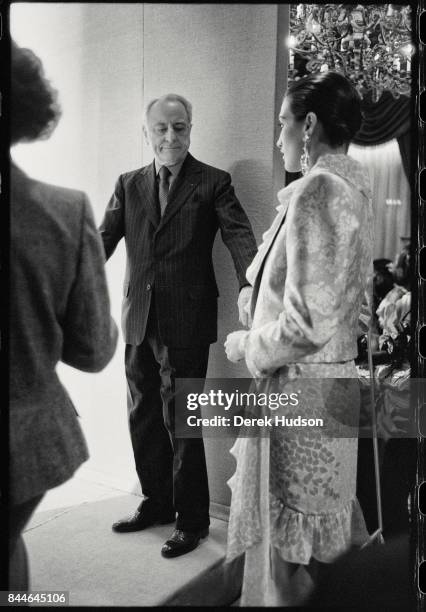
[224,330,248,363]
[237,286,253,328]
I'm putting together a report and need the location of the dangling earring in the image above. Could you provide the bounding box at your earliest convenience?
[300,134,310,175]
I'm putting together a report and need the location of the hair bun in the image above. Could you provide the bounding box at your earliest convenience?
[287,71,362,147]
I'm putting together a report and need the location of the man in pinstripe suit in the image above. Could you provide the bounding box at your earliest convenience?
[100,94,257,557]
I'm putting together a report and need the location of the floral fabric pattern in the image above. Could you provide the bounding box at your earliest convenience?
[244,154,373,378]
[227,154,373,577]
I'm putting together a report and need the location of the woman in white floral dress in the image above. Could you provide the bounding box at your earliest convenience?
[225,72,373,606]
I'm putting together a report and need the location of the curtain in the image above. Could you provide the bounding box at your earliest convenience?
[354,91,411,146]
[353,91,411,182]
[348,140,411,260]
[396,131,411,184]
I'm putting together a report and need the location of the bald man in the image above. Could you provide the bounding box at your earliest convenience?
[100,94,257,557]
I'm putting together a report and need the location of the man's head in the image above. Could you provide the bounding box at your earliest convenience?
[143,94,192,166]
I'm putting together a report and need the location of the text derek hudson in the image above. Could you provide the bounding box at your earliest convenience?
[186,415,324,427]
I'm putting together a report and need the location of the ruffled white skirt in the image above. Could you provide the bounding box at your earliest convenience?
[226,362,369,606]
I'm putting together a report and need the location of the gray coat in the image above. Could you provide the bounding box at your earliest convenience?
[10,165,118,505]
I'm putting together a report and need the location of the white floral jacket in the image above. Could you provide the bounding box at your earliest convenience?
[243,153,373,378]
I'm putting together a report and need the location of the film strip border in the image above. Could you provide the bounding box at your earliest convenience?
[0,0,9,594]
[418,0,426,606]
[0,0,425,605]
[0,0,10,593]
[418,0,426,605]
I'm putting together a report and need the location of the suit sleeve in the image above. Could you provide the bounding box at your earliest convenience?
[62,194,118,372]
[214,172,257,289]
[99,175,125,260]
[244,173,359,378]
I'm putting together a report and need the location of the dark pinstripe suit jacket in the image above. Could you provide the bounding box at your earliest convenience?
[100,153,257,347]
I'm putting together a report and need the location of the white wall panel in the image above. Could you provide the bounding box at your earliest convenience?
[141,4,280,507]
[142,3,279,378]
[11,3,284,507]
[11,3,144,492]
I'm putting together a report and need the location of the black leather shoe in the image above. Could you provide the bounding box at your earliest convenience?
[161,528,209,558]
[112,508,175,533]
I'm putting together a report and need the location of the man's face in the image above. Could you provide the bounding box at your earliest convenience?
[144,99,192,166]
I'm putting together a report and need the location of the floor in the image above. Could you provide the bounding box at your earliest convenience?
[19,350,243,606]
[24,467,237,606]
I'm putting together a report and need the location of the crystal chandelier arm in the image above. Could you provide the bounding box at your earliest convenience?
[379,22,390,48]
[309,29,346,49]
[350,17,381,35]
[291,32,321,57]
[291,46,318,56]
[295,30,309,46]
[333,51,348,75]
[385,10,404,31]
[326,38,338,69]
[393,43,414,56]
[351,5,382,34]
[288,3,411,100]
[325,28,351,45]
[401,19,412,33]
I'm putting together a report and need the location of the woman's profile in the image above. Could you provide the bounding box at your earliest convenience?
[225,71,373,606]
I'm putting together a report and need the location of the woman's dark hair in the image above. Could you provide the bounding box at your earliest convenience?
[11,42,61,144]
[286,71,362,147]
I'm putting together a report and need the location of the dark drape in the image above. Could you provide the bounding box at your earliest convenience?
[353,91,411,180]
[396,131,411,183]
[354,91,411,146]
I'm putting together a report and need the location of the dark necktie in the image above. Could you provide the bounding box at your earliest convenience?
[158,166,171,217]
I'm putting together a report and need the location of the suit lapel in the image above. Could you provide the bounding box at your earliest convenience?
[158,153,201,230]
[135,162,160,228]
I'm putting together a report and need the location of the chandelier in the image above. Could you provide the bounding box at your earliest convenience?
[287,4,414,101]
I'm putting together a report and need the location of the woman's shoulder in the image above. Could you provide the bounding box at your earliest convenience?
[300,165,350,193]
[311,154,370,198]
[11,166,93,246]
[276,176,304,205]
[286,170,346,212]
[29,178,86,210]
[12,164,86,204]
[287,155,370,215]
[12,165,89,220]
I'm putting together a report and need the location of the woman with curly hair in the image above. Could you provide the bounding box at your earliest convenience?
[10,42,61,143]
[9,42,118,590]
